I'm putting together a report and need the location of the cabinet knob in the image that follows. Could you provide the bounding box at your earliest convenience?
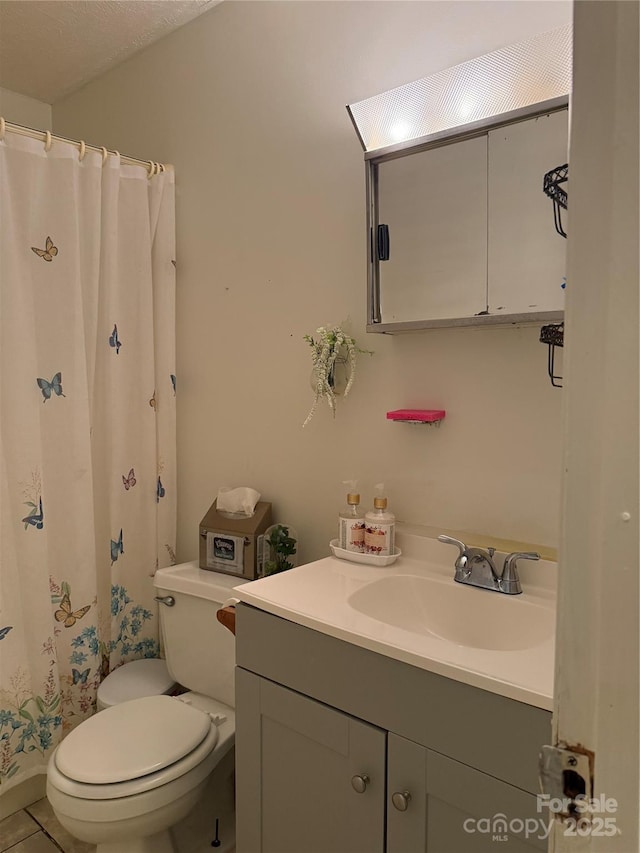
[392,790,412,811]
[351,774,370,793]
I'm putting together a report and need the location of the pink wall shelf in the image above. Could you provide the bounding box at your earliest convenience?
[386,409,446,425]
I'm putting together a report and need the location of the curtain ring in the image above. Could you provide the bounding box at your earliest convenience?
[0,117,5,142]
[44,131,52,152]
[158,163,165,173]
[78,140,86,161]
[113,150,120,160]
[147,161,157,179]
[101,146,108,166]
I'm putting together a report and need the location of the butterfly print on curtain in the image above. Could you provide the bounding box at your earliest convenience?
[54,593,91,629]
[122,469,136,490]
[36,372,65,402]
[110,529,124,565]
[31,236,58,262]
[22,496,44,529]
[71,668,90,685]
[109,324,122,354]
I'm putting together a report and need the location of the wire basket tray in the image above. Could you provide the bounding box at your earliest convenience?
[540,322,564,387]
[543,163,568,238]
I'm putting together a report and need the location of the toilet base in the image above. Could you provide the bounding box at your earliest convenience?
[49,747,236,853]
[170,748,236,852]
[94,760,236,853]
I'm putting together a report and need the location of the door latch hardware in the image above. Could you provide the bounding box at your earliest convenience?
[539,744,594,820]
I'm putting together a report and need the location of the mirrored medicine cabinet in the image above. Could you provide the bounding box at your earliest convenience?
[364,98,569,333]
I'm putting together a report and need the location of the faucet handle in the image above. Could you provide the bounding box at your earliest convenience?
[437,534,467,556]
[503,551,540,574]
[501,552,540,594]
[438,535,471,582]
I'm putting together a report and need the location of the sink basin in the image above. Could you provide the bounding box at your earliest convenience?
[348,574,554,651]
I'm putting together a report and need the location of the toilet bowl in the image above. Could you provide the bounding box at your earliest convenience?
[47,564,244,853]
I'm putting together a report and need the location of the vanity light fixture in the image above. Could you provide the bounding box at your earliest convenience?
[346,24,572,153]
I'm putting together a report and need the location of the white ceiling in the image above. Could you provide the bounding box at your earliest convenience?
[0,0,221,104]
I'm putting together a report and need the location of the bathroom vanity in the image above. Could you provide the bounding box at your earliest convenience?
[234,532,555,852]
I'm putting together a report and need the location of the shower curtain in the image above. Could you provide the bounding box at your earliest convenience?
[0,131,177,791]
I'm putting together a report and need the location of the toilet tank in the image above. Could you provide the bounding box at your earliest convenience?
[153,562,246,707]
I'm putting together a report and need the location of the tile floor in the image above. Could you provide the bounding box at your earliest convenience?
[0,798,94,853]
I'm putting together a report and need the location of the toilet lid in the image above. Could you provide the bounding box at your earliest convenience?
[55,695,211,784]
[97,658,175,707]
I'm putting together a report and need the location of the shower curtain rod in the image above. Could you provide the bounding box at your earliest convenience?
[0,117,168,176]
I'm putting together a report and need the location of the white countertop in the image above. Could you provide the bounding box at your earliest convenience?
[234,529,556,711]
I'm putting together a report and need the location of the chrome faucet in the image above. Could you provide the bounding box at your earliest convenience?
[438,535,539,595]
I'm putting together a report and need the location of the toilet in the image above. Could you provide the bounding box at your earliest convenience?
[46,563,244,853]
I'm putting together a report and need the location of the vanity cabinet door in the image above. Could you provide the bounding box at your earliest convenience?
[425,749,547,852]
[236,668,386,853]
[488,109,568,315]
[387,735,546,853]
[387,733,429,852]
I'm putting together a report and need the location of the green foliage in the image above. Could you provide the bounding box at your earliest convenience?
[264,525,297,576]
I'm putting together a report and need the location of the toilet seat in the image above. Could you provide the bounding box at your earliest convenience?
[50,695,220,799]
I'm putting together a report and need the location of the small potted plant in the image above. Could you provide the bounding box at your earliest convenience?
[303,325,372,427]
[263,524,298,576]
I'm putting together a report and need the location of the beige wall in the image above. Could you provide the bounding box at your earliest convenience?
[53,1,571,564]
[0,87,51,129]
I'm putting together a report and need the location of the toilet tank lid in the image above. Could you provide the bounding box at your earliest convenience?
[98,658,175,707]
[153,561,247,601]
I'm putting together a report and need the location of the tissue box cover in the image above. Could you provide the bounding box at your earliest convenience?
[199,499,272,579]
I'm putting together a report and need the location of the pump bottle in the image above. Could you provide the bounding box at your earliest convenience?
[364,486,395,557]
[338,485,365,553]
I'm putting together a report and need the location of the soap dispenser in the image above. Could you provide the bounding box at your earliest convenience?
[338,481,365,553]
[364,484,395,557]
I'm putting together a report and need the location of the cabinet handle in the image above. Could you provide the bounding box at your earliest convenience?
[351,774,370,793]
[376,224,390,261]
[391,790,412,811]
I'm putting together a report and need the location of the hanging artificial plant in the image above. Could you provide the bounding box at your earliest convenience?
[303,325,372,427]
